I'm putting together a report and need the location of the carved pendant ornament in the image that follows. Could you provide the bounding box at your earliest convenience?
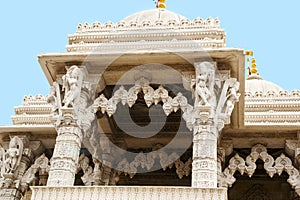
[77,151,192,186]
[93,62,241,136]
[219,144,300,197]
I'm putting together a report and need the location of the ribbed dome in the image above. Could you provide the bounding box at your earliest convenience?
[122,9,188,25]
[245,75,284,95]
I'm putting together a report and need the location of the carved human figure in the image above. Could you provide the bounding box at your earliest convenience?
[4,137,23,174]
[225,81,240,115]
[191,62,216,108]
[47,82,59,116]
[79,155,93,186]
[194,74,211,106]
[62,65,83,108]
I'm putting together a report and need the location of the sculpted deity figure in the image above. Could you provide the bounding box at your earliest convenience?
[191,62,216,107]
[3,137,23,174]
[47,82,60,116]
[62,65,83,108]
[225,81,240,115]
[194,74,211,106]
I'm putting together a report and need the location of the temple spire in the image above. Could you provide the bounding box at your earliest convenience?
[157,0,166,9]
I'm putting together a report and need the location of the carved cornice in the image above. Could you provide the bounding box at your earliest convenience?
[245,90,300,126]
[67,17,225,53]
[66,40,225,53]
[74,17,221,33]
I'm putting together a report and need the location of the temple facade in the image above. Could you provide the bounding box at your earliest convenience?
[1,5,300,200]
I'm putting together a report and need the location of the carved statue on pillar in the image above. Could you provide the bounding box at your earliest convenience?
[3,137,23,175]
[191,62,216,107]
[224,80,240,116]
[189,61,240,188]
[62,65,84,108]
[0,136,44,200]
[47,65,99,187]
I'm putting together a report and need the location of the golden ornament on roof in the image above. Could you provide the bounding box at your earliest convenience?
[157,0,166,9]
[250,58,258,75]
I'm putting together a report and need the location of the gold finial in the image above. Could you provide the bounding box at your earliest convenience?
[157,0,166,9]
[245,50,259,76]
[250,58,259,75]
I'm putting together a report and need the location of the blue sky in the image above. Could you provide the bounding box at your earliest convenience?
[0,1,300,125]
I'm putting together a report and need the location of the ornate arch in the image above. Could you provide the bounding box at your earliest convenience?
[92,75,239,133]
[219,144,300,196]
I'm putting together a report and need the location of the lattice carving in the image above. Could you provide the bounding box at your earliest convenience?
[219,144,300,197]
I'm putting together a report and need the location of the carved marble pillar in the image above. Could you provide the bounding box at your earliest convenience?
[190,62,240,188]
[47,65,94,186]
[192,115,218,188]
[46,109,82,186]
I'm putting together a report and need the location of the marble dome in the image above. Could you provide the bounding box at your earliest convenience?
[121,8,188,25]
[245,75,284,95]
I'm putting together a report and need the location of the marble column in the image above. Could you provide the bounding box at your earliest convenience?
[46,108,82,186]
[192,123,218,188]
[190,62,240,188]
[47,65,93,186]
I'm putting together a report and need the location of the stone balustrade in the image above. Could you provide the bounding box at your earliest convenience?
[30,186,227,200]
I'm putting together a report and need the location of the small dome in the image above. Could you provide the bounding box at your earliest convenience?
[122,9,188,26]
[245,75,284,95]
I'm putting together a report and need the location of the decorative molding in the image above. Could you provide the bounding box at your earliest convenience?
[245,89,300,126]
[67,16,225,52]
[74,17,222,33]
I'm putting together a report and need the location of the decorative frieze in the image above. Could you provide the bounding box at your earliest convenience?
[74,17,221,33]
[30,186,228,200]
[66,10,226,52]
[245,89,300,126]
